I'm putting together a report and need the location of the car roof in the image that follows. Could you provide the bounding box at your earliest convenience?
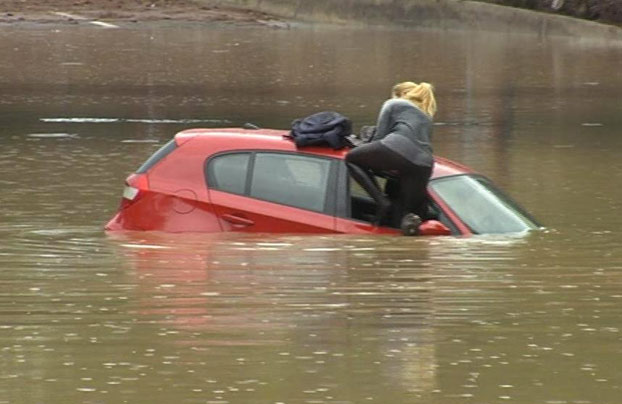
[175,128,473,179]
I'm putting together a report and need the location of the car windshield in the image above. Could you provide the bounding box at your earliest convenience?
[430,175,539,234]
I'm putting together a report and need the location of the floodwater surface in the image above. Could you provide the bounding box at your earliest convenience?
[1,21,622,404]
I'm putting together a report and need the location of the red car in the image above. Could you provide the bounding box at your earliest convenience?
[105,128,540,236]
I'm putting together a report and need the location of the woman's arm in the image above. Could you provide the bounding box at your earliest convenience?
[371,99,393,142]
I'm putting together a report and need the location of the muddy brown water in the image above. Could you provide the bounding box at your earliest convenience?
[1,22,622,404]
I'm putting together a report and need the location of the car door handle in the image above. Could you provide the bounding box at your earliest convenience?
[221,213,255,227]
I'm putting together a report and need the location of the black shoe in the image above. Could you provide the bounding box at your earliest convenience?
[400,213,422,236]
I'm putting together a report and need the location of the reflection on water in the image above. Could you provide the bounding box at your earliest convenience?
[1,22,622,404]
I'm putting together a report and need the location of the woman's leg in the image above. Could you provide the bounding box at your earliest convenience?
[368,152,432,227]
[345,141,401,172]
[345,142,400,224]
[346,163,391,224]
[346,143,433,227]
[399,165,433,220]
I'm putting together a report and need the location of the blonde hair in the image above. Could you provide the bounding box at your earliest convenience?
[391,81,417,98]
[393,81,437,117]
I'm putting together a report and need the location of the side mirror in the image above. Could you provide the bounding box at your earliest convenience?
[418,220,451,236]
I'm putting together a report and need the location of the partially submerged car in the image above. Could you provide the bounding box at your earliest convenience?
[105,128,540,236]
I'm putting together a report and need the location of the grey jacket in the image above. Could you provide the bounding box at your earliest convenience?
[372,98,434,167]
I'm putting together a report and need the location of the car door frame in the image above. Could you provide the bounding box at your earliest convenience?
[333,160,464,235]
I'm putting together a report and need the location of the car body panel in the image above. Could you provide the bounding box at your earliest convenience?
[210,189,337,233]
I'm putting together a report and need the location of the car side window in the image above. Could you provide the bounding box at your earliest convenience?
[251,153,331,212]
[207,153,250,194]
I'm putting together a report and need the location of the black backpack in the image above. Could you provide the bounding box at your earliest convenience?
[288,111,353,149]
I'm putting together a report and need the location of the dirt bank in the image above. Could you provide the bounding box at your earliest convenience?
[0,0,288,27]
[2,0,620,38]
[196,0,622,40]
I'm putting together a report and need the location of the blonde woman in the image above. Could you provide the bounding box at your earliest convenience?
[346,81,437,235]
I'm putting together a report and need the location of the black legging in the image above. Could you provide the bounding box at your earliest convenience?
[346,141,432,227]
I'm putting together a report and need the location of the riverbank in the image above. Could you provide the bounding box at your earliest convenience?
[1,0,621,40]
[0,0,288,28]
[194,0,622,40]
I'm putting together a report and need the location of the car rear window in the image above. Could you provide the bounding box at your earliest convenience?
[136,139,177,174]
[207,153,251,194]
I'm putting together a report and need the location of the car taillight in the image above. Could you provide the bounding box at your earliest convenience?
[119,173,149,209]
[120,185,140,209]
